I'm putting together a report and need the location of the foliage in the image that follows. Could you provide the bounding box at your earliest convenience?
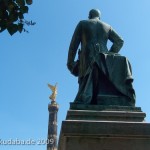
[0,0,35,35]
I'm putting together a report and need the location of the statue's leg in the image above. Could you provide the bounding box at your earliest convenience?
[91,63,100,104]
[74,73,93,104]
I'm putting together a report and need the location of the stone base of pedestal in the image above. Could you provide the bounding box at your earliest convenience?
[58,104,150,150]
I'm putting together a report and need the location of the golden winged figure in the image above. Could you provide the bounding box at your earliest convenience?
[48,83,58,101]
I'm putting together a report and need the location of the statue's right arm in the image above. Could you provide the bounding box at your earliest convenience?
[67,22,81,72]
[108,27,124,53]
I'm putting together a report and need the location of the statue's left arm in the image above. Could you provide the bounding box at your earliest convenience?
[108,28,124,53]
[67,21,81,74]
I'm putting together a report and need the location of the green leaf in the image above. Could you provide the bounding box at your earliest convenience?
[0,19,7,32]
[18,12,24,19]
[0,1,6,11]
[0,21,7,32]
[9,12,18,22]
[20,6,28,14]
[16,0,25,7]
[7,24,18,35]
[3,0,9,6]
[18,23,23,33]
[0,26,6,32]
[26,0,32,5]
[7,2,17,12]
[0,11,9,20]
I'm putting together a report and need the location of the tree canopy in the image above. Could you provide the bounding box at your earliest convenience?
[0,0,34,35]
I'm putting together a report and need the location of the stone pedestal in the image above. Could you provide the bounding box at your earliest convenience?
[58,103,150,150]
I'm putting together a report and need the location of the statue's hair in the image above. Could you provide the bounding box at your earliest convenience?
[89,9,101,19]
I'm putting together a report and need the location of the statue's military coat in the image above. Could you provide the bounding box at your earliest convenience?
[67,18,135,105]
[67,18,123,78]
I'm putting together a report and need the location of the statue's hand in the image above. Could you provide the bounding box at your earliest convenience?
[106,51,120,56]
[67,62,74,71]
[67,61,79,77]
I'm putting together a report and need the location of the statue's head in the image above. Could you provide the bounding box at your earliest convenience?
[88,9,101,19]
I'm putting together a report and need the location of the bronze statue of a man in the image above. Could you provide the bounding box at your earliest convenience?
[67,9,136,106]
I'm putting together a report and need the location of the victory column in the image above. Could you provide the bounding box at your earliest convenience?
[47,83,59,150]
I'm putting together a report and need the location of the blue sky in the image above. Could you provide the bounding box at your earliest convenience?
[0,0,150,149]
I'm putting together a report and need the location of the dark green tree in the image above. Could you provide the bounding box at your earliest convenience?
[0,0,35,35]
